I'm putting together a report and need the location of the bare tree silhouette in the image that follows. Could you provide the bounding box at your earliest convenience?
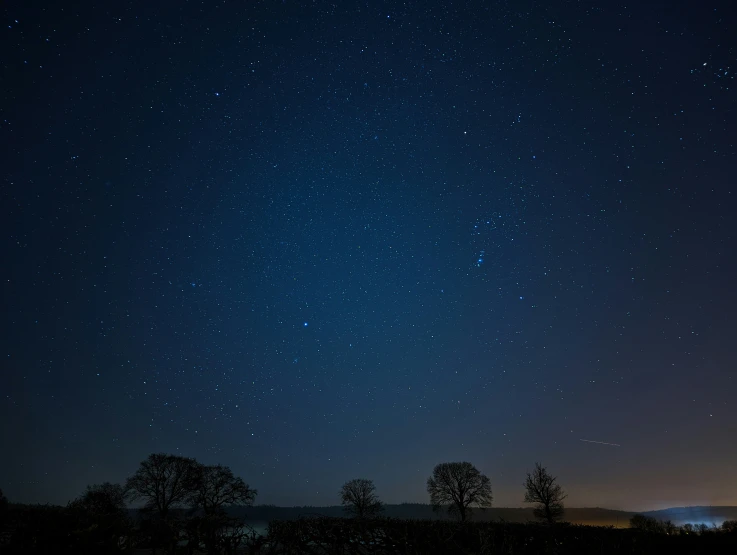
[523,462,567,523]
[125,453,200,518]
[426,462,492,522]
[340,478,384,518]
[190,464,257,515]
[125,453,201,554]
[188,464,258,555]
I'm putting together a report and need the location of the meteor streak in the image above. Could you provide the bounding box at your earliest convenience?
[580,439,620,447]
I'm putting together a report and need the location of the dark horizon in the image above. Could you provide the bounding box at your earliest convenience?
[2,0,735,512]
[9,495,737,518]
[10,494,737,529]
[6,475,737,515]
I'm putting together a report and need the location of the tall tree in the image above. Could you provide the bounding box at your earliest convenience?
[189,464,257,516]
[188,464,257,555]
[125,453,201,554]
[68,482,131,552]
[125,453,201,518]
[339,478,383,518]
[523,462,567,523]
[426,462,492,522]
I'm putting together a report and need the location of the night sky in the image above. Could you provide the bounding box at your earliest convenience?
[2,0,735,512]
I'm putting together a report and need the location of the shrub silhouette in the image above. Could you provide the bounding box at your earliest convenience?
[629,514,664,533]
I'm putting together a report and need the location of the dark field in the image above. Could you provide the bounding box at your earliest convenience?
[252,517,737,554]
[4,505,737,554]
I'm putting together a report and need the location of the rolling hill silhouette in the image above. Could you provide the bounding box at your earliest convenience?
[218,503,737,527]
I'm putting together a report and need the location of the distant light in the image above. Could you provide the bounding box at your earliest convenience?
[303,322,308,327]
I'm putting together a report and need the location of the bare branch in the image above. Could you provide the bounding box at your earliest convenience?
[426,462,492,522]
[340,478,384,518]
[523,462,566,523]
[124,453,200,518]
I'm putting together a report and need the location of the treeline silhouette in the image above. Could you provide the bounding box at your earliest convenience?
[0,454,736,554]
